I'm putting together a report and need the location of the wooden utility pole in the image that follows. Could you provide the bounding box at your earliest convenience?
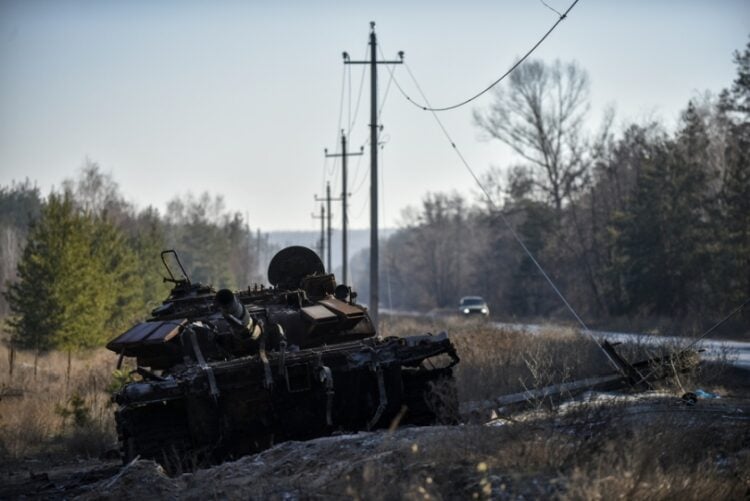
[325,130,363,285]
[344,21,403,326]
[311,204,325,260]
[315,182,340,272]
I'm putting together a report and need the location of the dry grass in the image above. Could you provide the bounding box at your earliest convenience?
[0,343,120,462]
[380,315,687,404]
[89,403,748,500]
[332,391,750,500]
[3,315,745,500]
[320,404,749,500]
[368,315,749,499]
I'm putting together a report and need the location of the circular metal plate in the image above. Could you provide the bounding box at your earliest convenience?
[267,246,325,289]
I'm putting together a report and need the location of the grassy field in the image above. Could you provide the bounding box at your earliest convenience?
[0,344,119,460]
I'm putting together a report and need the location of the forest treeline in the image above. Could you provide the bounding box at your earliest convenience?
[0,167,276,351]
[353,40,750,332]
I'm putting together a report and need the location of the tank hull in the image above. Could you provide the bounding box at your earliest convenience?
[115,334,458,470]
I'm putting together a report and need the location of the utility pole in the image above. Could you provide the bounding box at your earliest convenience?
[325,130,363,285]
[344,21,403,326]
[315,182,340,272]
[311,204,325,260]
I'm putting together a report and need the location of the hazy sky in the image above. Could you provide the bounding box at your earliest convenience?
[1,0,748,231]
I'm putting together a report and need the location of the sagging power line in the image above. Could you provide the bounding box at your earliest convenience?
[393,0,581,112]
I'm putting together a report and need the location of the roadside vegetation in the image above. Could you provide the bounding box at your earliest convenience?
[3,315,743,499]
[0,315,734,462]
[382,315,732,404]
[0,343,117,461]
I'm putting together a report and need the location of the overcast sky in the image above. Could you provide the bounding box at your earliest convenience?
[1,0,748,231]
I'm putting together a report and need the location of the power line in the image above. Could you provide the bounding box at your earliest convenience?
[392,0,581,112]
[686,297,750,350]
[320,155,329,200]
[348,132,370,195]
[349,148,368,196]
[377,46,397,117]
[326,63,351,187]
[343,45,381,221]
[325,66,347,179]
[380,141,394,310]
[352,185,370,221]
[348,44,369,136]
[315,182,340,272]
[344,52,352,142]
[350,48,397,198]
[311,204,326,258]
[540,0,563,17]
[390,59,624,375]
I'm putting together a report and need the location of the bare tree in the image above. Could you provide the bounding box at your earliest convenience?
[63,159,131,221]
[474,59,591,212]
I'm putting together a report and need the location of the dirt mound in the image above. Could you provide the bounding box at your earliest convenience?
[86,426,469,500]
[82,459,179,499]
[85,387,750,500]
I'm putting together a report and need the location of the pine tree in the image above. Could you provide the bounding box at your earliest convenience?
[611,103,711,317]
[6,194,94,350]
[718,39,750,310]
[91,214,144,332]
[5,192,142,351]
[127,207,171,310]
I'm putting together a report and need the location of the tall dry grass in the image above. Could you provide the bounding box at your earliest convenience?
[337,390,748,499]
[0,315,724,471]
[380,315,689,404]
[0,342,119,461]
[334,407,749,500]
[363,316,747,498]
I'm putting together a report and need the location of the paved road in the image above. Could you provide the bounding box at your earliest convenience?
[379,309,750,368]
[493,322,750,369]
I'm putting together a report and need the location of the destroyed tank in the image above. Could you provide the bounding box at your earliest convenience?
[106,246,459,469]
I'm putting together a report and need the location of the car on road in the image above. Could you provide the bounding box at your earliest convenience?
[459,296,489,317]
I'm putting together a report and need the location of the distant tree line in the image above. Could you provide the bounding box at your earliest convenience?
[353,39,750,332]
[0,164,276,352]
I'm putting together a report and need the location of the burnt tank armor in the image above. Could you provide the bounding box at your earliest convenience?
[106,246,459,470]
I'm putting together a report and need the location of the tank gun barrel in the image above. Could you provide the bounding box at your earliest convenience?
[216,289,250,328]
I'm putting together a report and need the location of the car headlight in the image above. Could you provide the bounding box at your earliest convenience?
[481,308,488,314]
[463,308,470,314]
